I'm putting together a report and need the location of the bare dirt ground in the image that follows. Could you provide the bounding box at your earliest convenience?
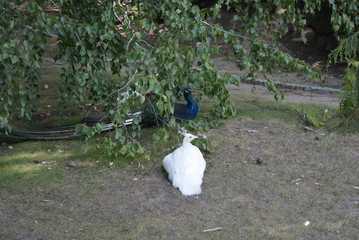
[1,117,358,239]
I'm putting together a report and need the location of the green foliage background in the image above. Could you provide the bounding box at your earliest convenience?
[0,0,358,156]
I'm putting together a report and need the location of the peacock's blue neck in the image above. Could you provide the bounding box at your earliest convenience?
[184,93,199,118]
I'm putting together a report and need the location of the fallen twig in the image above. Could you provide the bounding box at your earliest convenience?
[202,227,224,232]
[304,126,316,132]
[303,127,325,136]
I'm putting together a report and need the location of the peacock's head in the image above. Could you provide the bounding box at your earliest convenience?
[183,87,192,95]
[182,133,198,144]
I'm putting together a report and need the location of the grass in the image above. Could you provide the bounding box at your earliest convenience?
[1,84,359,239]
[328,111,359,133]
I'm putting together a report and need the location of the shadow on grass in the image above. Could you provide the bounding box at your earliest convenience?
[0,139,112,194]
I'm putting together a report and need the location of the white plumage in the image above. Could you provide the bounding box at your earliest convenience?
[163,133,206,196]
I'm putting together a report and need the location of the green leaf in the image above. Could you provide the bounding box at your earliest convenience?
[85,26,92,35]
[133,117,140,125]
[139,95,145,104]
[11,55,19,64]
[152,134,159,143]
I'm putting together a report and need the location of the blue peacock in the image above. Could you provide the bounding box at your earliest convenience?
[0,87,199,141]
[173,87,199,121]
[141,87,199,126]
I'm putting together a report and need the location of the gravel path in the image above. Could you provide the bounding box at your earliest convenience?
[212,57,341,106]
[229,83,339,106]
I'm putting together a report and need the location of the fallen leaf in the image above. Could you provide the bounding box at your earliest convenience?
[276,9,287,14]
